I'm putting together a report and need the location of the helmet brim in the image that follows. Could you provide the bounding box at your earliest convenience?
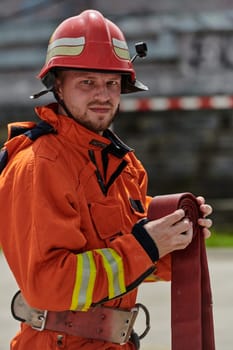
[41,69,148,95]
[121,76,148,94]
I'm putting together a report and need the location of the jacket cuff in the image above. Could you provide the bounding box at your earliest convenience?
[132,219,159,262]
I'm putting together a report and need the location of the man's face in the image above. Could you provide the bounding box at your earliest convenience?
[55,70,121,134]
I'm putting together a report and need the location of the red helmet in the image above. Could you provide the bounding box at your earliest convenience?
[38,10,148,94]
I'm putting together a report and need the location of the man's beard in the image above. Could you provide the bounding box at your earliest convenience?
[78,104,120,134]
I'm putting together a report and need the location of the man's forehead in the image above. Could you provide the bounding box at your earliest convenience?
[73,70,121,79]
[56,68,121,78]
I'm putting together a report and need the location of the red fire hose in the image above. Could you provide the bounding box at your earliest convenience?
[148,192,215,350]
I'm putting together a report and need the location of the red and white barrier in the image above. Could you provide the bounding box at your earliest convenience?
[120,95,233,111]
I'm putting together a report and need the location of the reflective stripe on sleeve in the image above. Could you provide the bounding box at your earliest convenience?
[70,251,96,311]
[95,248,126,299]
[70,248,125,311]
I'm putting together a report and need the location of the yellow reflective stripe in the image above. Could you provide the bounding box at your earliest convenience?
[95,248,126,299]
[110,249,126,295]
[46,45,84,63]
[84,251,96,310]
[70,252,96,311]
[113,47,130,60]
[112,38,130,60]
[70,254,83,310]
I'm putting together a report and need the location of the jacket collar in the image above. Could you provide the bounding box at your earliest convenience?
[35,103,133,158]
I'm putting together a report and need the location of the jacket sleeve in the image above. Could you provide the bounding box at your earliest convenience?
[0,148,158,312]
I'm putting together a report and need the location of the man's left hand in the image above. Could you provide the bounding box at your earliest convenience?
[196,196,213,239]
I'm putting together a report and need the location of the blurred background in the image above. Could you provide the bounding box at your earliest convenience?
[0,2,233,350]
[0,0,232,229]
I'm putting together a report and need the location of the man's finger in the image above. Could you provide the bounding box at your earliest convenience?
[161,209,185,226]
[198,217,212,228]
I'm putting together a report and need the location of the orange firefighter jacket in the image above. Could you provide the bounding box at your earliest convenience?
[0,103,170,349]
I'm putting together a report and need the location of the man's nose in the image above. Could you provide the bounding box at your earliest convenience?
[94,83,110,101]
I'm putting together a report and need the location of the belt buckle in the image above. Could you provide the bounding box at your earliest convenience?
[119,306,139,344]
[31,309,48,331]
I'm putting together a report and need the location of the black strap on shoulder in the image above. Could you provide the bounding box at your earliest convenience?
[24,120,56,141]
[0,121,56,174]
[0,149,8,174]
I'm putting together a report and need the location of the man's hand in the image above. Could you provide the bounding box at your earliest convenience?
[143,196,213,258]
[196,196,213,239]
[144,209,193,258]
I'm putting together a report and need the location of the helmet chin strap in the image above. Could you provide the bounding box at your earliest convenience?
[53,90,77,121]
[30,88,52,99]
[30,86,78,122]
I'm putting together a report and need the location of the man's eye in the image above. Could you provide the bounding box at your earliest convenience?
[82,80,93,85]
[107,80,120,86]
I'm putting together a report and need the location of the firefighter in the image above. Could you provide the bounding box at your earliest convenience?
[0,10,212,350]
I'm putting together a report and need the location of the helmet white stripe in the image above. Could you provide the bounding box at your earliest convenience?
[46,37,85,62]
[46,46,85,63]
[112,38,128,50]
[112,38,130,60]
[48,36,85,50]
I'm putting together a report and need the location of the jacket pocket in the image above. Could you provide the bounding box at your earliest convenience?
[89,199,123,241]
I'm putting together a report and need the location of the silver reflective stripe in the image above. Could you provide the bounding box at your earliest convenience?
[95,248,126,299]
[112,38,128,50]
[76,252,91,309]
[112,38,130,60]
[46,36,85,62]
[48,36,85,50]
[70,251,96,311]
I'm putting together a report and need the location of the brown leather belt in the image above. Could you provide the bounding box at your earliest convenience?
[148,192,215,350]
[11,291,139,344]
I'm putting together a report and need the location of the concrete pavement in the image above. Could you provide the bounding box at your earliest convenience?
[1,248,233,350]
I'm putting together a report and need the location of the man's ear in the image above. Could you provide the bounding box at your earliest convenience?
[54,79,63,100]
